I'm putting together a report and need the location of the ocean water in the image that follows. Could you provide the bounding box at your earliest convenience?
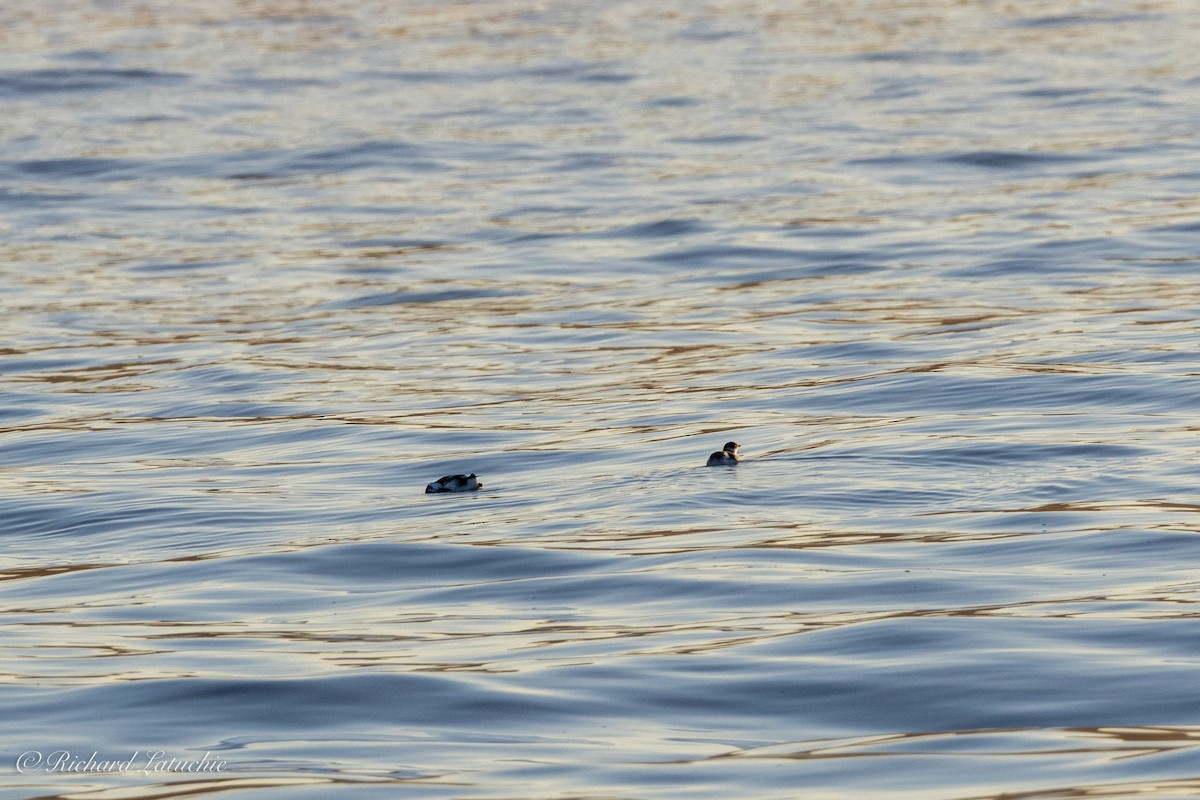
[3,1,1200,798]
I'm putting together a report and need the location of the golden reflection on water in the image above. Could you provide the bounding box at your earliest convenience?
[3,1,1200,798]
[710,725,1200,760]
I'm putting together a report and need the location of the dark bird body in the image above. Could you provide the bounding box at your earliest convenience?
[425,473,482,493]
[706,442,741,466]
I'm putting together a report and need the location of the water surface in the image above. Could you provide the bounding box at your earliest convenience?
[4,1,1200,798]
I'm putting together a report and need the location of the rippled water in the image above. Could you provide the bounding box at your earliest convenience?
[4,1,1200,798]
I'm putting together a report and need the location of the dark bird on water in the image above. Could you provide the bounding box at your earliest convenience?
[425,473,482,493]
[706,442,741,466]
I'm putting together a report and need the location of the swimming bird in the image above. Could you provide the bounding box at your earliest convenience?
[425,473,482,493]
[706,441,741,466]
